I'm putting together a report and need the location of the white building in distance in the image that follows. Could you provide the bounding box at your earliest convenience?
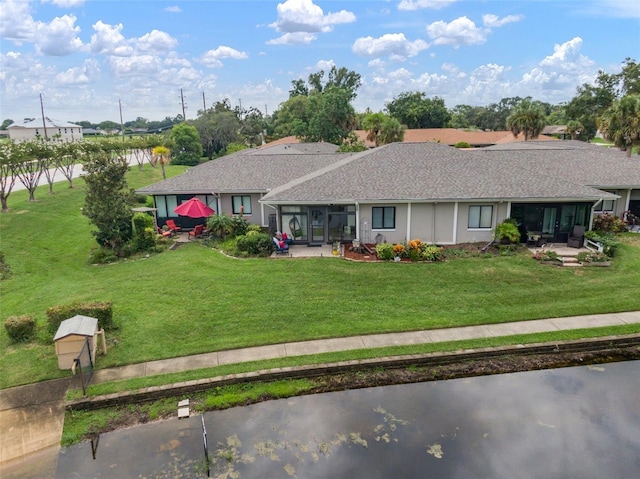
[7,117,83,143]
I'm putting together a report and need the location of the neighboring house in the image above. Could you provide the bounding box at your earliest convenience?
[268,129,558,149]
[7,117,84,143]
[137,141,640,246]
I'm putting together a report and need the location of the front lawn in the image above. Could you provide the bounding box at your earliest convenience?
[1,165,640,389]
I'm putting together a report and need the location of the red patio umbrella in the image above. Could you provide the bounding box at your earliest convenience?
[173,197,215,218]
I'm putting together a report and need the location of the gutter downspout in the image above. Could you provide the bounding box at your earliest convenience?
[589,199,603,230]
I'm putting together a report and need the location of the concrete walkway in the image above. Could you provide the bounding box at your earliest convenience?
[1,311,639,473]
[91,310,640,384]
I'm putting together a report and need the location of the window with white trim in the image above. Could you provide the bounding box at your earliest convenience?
[372,206,395,229]
[232,195,252,214]
[468,205,493,229]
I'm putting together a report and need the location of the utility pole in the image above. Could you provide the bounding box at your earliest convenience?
[265,104,268,118]
[180,88,186,121]
[202,91,206,113]
[119,99,125,143]
[40,93,48,140]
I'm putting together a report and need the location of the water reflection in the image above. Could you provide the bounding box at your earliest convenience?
[53,361,639,478]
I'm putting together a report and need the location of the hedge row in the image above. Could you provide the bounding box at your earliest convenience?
[46,301,114,334]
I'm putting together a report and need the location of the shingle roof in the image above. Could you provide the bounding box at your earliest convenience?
[261,142,628,203]
[139,140,637,204]
[136,144,349,195]
[53,315,98,341]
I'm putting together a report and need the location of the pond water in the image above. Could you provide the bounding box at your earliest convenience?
[48,360,640,478]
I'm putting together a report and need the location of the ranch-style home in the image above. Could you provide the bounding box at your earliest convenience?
[137,140,640,246]
[7,117,83,143]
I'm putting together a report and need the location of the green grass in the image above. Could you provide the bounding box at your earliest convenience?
[1,164,640,389]
[67,322,640,399]
[62,379,318,446]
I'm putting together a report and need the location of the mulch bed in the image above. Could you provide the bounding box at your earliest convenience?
[342,242,504,262]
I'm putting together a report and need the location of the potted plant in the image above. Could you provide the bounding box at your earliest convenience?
[494,219,521,245]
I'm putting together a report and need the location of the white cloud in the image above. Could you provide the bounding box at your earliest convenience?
[35,14,84,56]
[0,0,38,42]
[200,46,248,68]
[398,0,457,11]
[43,0,85,7]
[55,59,100,85]
[353,33,428,60]
[164,5,182,13]
[482,14,523,28]
[108,55,162,77]
[539,37,593,70]
[584,0,640,18]
[136,30,178,53]
[89,21,133,56]
[266,31,317,45]
[268,0,355,44]
[426,16,487,47]
[314,59,336,71]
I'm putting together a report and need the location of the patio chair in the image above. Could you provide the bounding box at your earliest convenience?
[567,225,586,248]
[273,236,289,254]
[165,219,182,234]
[188,224,205,240]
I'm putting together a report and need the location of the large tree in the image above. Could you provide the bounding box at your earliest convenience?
[598,94,640,156]
[304,86,358,144]
[192,106,241,158]
[169,123,203,166]
[385,92,450,129]
[83,154,135,250]
[506,99,546,141]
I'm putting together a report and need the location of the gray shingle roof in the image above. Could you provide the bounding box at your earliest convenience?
[136,144,350,194]
[139,140,638,203]
[262,142,626,203]
[53,315,98,341]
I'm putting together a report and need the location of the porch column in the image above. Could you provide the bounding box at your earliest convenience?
[452,202,459,244]
[406,202,412,242]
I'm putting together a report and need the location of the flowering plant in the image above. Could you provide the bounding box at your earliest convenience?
[577,251,609,263]
[533,250,558,261]
[393,244,406,257]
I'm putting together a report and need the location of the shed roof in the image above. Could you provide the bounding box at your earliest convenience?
[53,315,98,341]
[8,117,81,129]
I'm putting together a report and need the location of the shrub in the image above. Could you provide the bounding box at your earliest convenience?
[584,231,620,257]
[0,251,11,280]
[206,214,234,240]
[131,213,157,252]
[4,315,36,342]
[229,215,249,237]
[454,141,471,148]
[393,244,406,257]
[577,251,610,263]
[406,239,424,262]
[47,301,114,335]
[494,220,521,244]
[88,247,119,264]
[375,243,395,261]
[235,233,273,257]
[533,250,558,261]
[593,213,626,233]
[420,245,445,261]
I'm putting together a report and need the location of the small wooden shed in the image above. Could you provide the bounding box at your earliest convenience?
[53,315,101,370]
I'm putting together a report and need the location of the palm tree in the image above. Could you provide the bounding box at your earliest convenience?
[565,120,584,140]
[506,99,546,141]
[152,146,170,179]
[362,112,386,146]
[379,117,405,145]
[598,94,640,157]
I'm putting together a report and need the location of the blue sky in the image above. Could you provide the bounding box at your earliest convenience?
[1,0,639,124]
